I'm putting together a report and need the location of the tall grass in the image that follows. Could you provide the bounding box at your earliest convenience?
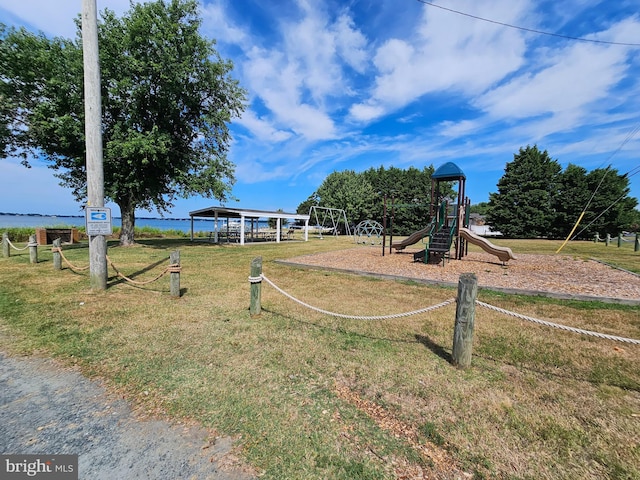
[0,236,638,479]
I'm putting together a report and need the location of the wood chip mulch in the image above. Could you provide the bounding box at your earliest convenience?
[283,246,640,303]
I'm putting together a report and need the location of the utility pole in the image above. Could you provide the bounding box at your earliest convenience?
[82,0,107,290]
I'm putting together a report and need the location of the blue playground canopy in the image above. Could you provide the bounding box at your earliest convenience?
[431,162,466,181]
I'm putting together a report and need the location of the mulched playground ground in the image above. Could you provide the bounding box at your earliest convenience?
[283,246,640,304]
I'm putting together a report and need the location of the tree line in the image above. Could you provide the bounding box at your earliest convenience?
[486,145,638,239]
[297,145,639,238]
[297,166,453,236]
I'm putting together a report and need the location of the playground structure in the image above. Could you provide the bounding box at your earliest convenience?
[308,206,352,238]
[354,219,384,245]
[390,162,516,265]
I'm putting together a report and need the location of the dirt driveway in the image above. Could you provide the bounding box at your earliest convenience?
[0,352,255,480]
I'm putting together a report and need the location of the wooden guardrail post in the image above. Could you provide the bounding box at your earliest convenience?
[52,238,62,270]
[2,232,9,258]
[452,273,477,368]
[249,256,262,317]
[169,250,181,297]
[29,235,38,264]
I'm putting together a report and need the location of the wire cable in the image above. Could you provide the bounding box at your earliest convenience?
[415,0,640,47]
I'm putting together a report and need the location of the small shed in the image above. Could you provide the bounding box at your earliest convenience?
[188,206,310,245]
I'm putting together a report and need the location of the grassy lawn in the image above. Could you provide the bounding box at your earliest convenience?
[1,235,639,479]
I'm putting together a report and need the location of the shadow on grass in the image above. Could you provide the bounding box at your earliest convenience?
[261,307,454,364]
[107,256,169,289]
[415,334,452,363]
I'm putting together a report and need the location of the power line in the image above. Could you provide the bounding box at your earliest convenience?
[415,0,640,47]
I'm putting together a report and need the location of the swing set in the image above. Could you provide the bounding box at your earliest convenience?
[308,206,352,238]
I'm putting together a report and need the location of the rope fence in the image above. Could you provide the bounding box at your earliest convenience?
[3,238,182,296]
[259,273,454,320]
[594,232,640,251]
[251,266,640,345]
[106,255,180,286]
[476,301,640,345]
[52,246,90,272]
[6,238,36,251]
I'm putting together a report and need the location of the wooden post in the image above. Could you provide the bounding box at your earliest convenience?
[82,0,108,291]
[635,233,639,252]
[2,232,9,258]
[52,238,62,270]
[169,250,180,297]
[29,235,38,264]
[618,233,622,248]
[249,256,262,317]
[452,273,477,369]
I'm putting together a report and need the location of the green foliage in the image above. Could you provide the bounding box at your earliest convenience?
[0,0,246,245]
[298,165,440,235]
[469,202,489,216]
[314,170,378,227]
[362,165,439,235]
[487,145,562,238]
[487,146,638,239]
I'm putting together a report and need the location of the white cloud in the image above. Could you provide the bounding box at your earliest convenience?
[476,42,630,121]
[332,13,368,74]
[349,0,529,122]
[236,110,292,142]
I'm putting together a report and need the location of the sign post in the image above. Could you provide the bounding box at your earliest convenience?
[86,207,113,236]
[82,0,107,290]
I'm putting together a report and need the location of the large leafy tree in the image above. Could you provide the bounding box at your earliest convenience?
[297,165,441,235]
[362,165,436,235]
[581,167,638,237]
[487,145,562,238]
[0,0,246,245]
[314,170,377,228]
[550,163,591,239]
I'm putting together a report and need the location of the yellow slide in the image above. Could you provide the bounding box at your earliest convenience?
[459,227,516,262]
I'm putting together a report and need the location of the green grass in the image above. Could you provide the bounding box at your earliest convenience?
[0,235,639,479]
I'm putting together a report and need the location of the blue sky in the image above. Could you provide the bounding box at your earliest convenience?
[1,0,639,219]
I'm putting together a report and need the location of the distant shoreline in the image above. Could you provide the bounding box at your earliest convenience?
[0,212,202,221]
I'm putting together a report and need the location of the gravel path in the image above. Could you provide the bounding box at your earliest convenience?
[283,246,640,304]
[0,352,255,480]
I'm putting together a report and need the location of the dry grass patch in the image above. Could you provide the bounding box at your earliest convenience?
[1,236,639,479]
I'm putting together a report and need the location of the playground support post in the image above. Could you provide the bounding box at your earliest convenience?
[389,194,395,255]
[452,273,477,368]
[250,256,262,317]
[382,194,387,257]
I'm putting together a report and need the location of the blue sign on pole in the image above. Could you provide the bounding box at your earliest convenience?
[86,207,112,235]
[90,211,107,221]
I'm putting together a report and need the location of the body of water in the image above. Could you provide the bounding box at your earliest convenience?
[0,214,270,233]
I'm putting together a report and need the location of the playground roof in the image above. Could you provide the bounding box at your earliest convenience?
[432,162,466,181]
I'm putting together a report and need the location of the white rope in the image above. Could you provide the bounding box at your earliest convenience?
[258,273,454,320]
[6,238,33,251]
[477,301,640,345]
